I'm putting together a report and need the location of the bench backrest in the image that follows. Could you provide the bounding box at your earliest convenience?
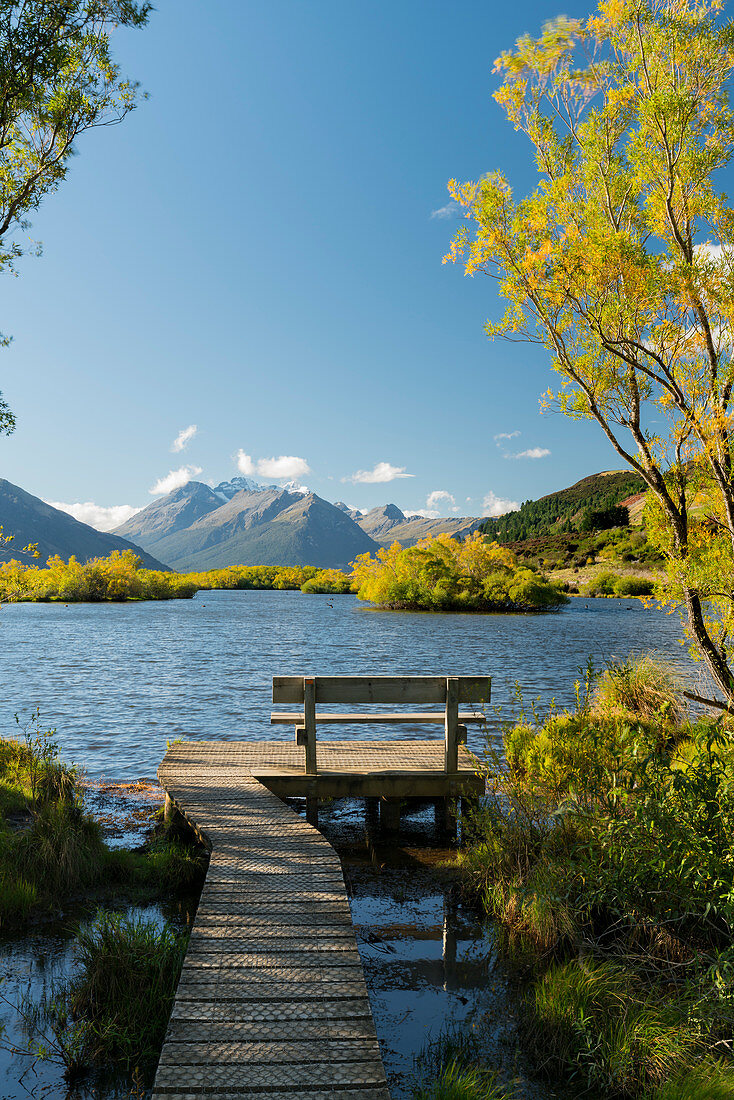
[272,675,491,705]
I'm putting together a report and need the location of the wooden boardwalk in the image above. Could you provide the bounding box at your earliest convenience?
[153,738,484,1098]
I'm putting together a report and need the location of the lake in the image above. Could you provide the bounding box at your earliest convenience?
[0,590,700,781]
[0,591,708,1098]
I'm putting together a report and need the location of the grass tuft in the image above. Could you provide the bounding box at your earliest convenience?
[12,802,107,893]
[594,654,684,724]
[412,1060,514,1099]
[61,910,188,1071]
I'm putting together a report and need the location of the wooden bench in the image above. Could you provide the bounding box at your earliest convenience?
[271,675,491,776]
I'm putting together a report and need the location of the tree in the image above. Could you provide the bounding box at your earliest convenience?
[0,0,150,434]
[445,0,734,703]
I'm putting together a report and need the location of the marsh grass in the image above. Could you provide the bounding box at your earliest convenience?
[12,803,107,894]
[64,910,188,1070]
[412,1024,516,1099]
[0,718,207,929]
[527,959,699,1093]
[26,911,188,1079]
[105,836,208,891]
[412,1060,514,1099]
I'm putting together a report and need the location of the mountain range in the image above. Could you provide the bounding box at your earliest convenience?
[0,479,167,569]
[112,481,484,572]
[0,472,645,574]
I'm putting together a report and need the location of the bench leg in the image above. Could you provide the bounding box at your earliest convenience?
[379,796,401,833]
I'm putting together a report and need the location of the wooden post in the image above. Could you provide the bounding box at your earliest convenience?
[444,676,459,774]
[379,796,401,832]
[164,792,174,826]
[306,795,319,827]
[303,676,317,775]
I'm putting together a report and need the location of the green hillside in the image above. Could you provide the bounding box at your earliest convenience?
[484,471,646,542]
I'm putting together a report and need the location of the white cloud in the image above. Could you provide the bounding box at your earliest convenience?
[512,447,551,460]
[256,455,311,480]
[494,430,520,444]
[405,509,440,519]
[345,462,414,484]
[48,501,143,532]
[236,450,255,475]
[482,491,520,517]
[149,465,203,495]
[426,489,455,509]
[430,202,460,219]
[171,424,197,452]
[236,450,311,481]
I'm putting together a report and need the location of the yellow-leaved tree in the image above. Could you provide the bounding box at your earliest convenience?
[445,0,734,703]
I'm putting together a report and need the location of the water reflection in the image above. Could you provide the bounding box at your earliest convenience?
[313,796,549,1099]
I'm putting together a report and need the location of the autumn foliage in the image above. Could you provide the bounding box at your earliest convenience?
[0,550,197,602]
[445,0,734,700]
[351,532,567,612]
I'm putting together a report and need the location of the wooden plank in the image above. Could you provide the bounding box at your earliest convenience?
[303,677,317,776]
[273,675,492,705]
[154,745,390,1099]
[444,677,459,774]
[270,711,486,724]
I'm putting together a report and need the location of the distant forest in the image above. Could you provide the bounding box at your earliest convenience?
[483,472,646,542]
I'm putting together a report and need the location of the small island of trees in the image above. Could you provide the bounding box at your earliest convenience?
[351,532,568,612]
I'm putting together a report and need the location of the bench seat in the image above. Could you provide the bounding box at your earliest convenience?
[271,711,485,724]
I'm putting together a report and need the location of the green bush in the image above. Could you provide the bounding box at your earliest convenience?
[456,660,734,1096]
[582,571,654,597]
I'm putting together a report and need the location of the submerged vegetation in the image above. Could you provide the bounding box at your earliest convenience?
[456,657,734,1097]
[352,533,568,612]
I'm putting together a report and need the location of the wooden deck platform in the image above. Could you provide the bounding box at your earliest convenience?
[153,738,484,1098]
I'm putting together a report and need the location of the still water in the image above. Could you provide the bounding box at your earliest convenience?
[0,591,699,781]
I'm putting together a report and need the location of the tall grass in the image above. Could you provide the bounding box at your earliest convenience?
[12,803,107,893]
[0,720,207,929]
[412,1061,514,1099]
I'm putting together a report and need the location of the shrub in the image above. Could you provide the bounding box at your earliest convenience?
[352,533,567,612]
[456,660,734,1096]
[300,568,354,593]
[0,550,197,602]
[582,571,654,597]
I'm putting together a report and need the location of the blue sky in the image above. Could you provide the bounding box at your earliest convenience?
[0,0,631,529]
